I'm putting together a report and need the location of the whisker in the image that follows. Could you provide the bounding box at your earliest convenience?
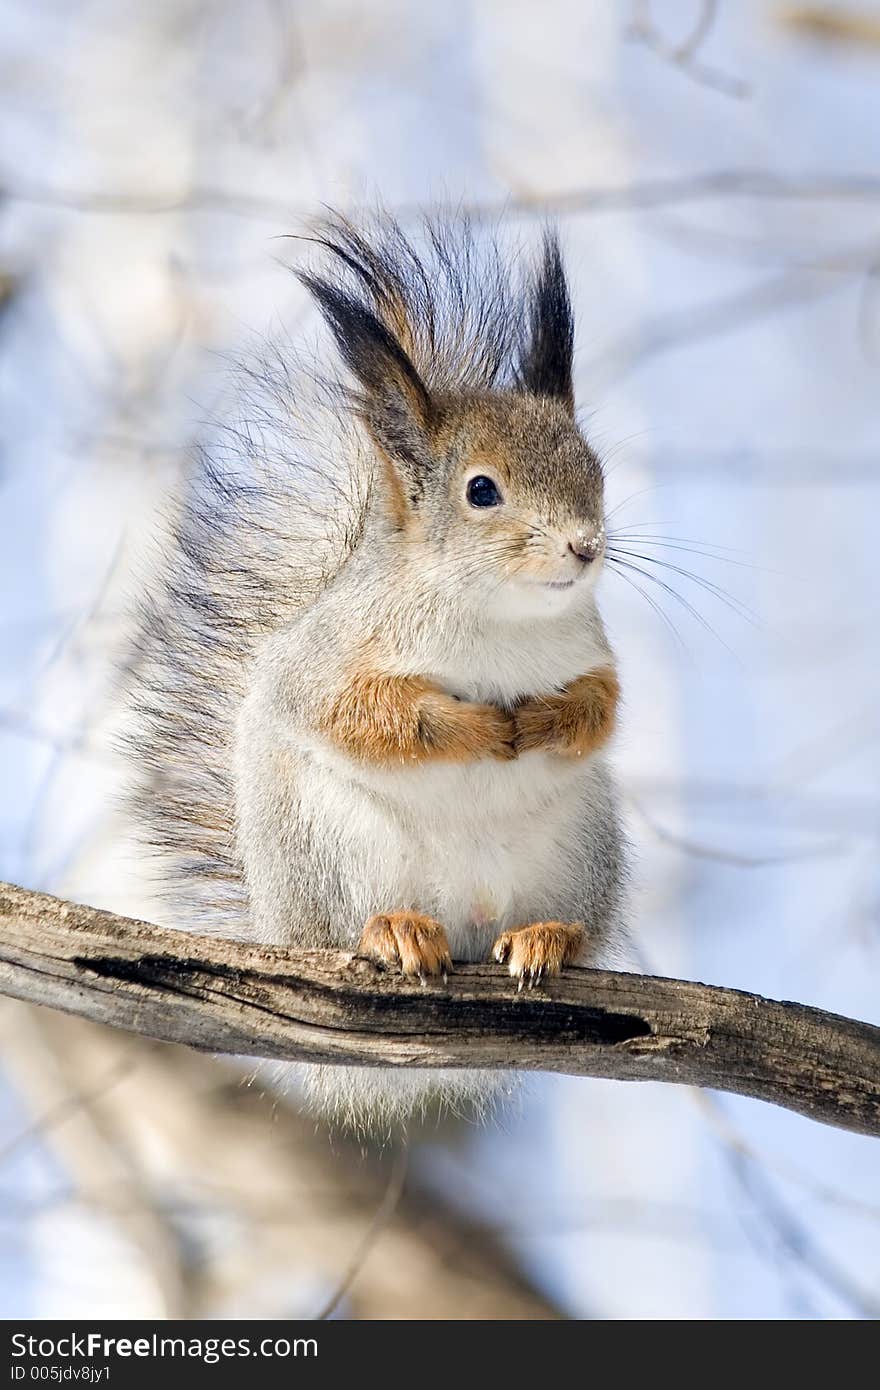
[604,558,687,649]
[609,532,755,564]
[608,528,774,573]
[608,546,758,625]
[521,517,560,546]
[607,555,738,656]
[603,483,670,526]
[610,522,745,551]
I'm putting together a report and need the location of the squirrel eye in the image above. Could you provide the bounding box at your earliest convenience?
[466,475,502,508]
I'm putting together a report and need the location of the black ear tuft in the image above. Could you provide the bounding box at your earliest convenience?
[300,272,434,488]
[300,274,431,422]
[519,232,575,414]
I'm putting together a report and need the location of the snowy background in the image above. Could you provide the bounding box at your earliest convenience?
[1,0,878,1319]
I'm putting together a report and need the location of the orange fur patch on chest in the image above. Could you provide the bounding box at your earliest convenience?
[514,666,619,759]
[320,656,517,767]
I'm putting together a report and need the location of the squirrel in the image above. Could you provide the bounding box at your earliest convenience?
[129,214,628,1128]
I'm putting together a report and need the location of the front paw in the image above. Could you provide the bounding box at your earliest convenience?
[492,921,585,990]
[513,696,563,755]
[472,702,518,761]
[420,694,517,762]
[357,912,453,981]
[514,669,619,758]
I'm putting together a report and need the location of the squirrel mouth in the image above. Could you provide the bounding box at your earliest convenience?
[545,579,575,591]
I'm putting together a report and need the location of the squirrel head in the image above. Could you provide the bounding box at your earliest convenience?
[301,220,605,617]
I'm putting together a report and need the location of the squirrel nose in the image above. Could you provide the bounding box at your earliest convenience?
[568,540,594,565]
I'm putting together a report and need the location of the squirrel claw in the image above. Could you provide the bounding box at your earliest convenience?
[491,922,585,990]
[358,912,453,980]
[492,934,511,965]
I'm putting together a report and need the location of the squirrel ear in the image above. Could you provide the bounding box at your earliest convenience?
[300,274,435,497]
[518,232,575,415]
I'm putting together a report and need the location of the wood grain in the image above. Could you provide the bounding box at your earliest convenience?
[1,880,878,1137]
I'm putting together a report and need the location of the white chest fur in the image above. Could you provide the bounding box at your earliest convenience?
[301,746,595,958]
[296,607,609,957]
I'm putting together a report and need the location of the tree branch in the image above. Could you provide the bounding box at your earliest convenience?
[1,881,878,1138]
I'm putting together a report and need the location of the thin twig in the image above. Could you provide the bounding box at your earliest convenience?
[314,1144,410,1320]
[627,0,750,98]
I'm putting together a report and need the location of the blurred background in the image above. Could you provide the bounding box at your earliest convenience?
[1,0,879,1319]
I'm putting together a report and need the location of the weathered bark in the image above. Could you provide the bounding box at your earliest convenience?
[1,881,878,1137]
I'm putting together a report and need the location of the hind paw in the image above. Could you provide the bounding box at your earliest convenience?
[357,912,452,982]
[492,921,584,991]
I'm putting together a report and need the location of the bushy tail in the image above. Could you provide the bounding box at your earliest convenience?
[124,334,368,929]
